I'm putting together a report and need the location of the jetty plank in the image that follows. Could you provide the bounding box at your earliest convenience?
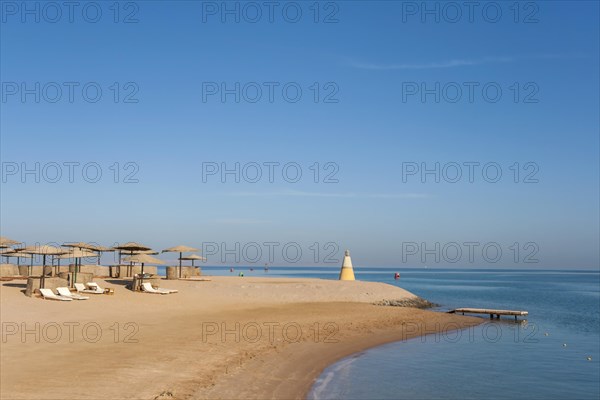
[448,308,528,320]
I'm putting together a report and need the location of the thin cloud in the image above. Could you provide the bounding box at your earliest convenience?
[225,190,429,199]
[350,54,583,71]
[351,56,513,70]
[213,218,271,225]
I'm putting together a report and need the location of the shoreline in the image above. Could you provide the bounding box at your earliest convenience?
[196,308,481,400]
[1,276,482,400]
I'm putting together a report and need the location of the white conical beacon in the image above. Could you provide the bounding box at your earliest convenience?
[339,250,356,281]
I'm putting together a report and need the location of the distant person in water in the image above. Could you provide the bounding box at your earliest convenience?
[238,272,244,277]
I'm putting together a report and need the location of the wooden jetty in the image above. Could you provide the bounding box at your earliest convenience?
[448,308,528,321]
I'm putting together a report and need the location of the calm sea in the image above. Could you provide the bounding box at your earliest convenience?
[176,266,600,400]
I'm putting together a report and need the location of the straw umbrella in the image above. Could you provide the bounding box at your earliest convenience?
[113,242,153,276]
[129,250,159,255]
[1,249,28,268]
[65,244,115,265]
[0,238,20,262]
[122,253,165,275]
[62,242,97,250]
[0,236,21,247]
[91,245,115,265]
[10,248,34,271]
[54,249,92,276]
[54,252,68,275]
[122,253,165,290]
[55,251,83,277]
[18,245,66,266]
[179,254,206,267]
[60,248,98,288]
[63,243,93,265]
[18,245,66,287]
[113,242,152,261]
[0,248,17,259]
[162,245,198,278]
[120,250,159,275]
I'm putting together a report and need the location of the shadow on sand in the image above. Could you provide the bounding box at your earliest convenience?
[104,279,131,287]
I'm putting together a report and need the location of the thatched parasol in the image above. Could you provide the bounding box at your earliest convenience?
[63,242,114,265]
[178,254,206,267]
[1,249,30,267]
[59,248,98,288]
[92,245,115,265]
[128,249,159,255]
[62,242,99,250]
[122,253,165,275]
[162,245,198,278]
[0,236,21,248]
[113,242,153,275]
[18,245,68,287]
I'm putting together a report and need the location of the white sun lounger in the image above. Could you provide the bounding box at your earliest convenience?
[141,282,166,294]
[39,288,73,301]
[141,282,177,294]
[56,287,89,300]
[74,282,104,294]
[86,282,105,293]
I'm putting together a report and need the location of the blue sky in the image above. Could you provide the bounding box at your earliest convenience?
[1,1,598,268]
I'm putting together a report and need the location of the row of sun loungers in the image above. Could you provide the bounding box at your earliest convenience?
[39,282,104,300]
[39,281,177,300]
[40,288,88,301]
[58,287,89,300]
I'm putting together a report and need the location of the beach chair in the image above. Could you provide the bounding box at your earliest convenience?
[141,282,177,294]
[152,283,177,294]
[56,287,89,300]
[157,285,178,294]
[85,282,105,294]
[74,282,103,294]
[39,288,72,301]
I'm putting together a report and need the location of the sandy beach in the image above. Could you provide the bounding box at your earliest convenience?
[1,276,481,400]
